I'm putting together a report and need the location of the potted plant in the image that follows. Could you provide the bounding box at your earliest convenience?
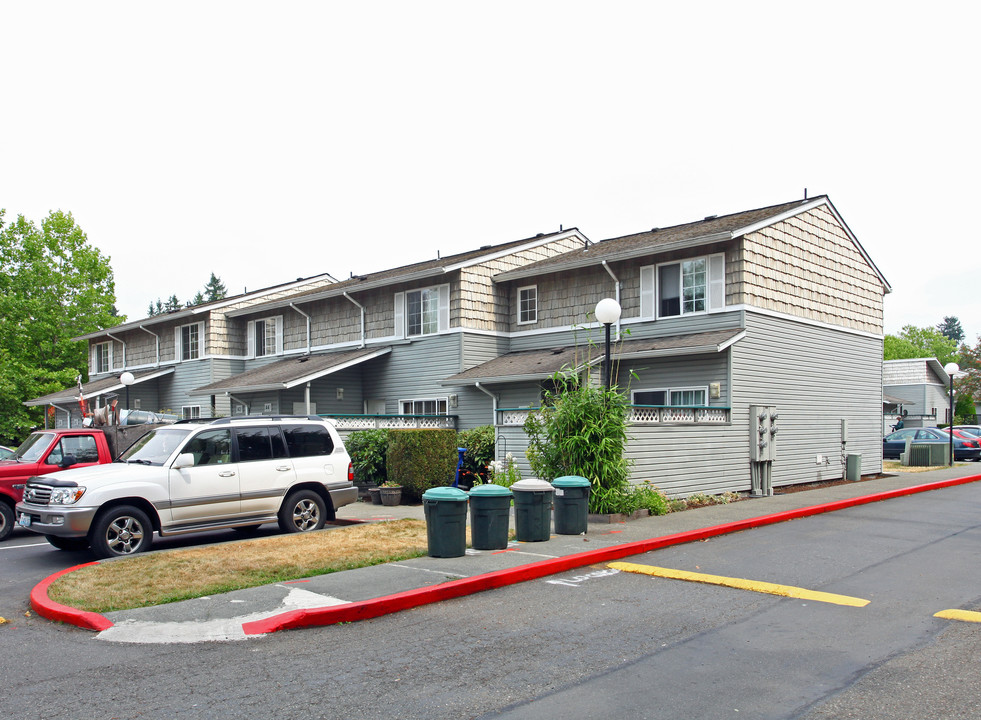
[378,480,402,506]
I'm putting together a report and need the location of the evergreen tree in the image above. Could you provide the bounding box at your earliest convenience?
[204,272,227,302]
[937,316,965,343]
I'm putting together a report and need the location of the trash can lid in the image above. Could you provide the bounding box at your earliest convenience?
[552,475,591,488]
[422,487,469,502]
[511,478,554,492]
[469,483,513,497]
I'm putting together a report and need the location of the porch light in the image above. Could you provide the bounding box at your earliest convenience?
[120,371,135,412]
[944,362,959,466]
[595,298,621,391]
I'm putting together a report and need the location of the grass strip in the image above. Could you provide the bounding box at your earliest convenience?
[47,519,430,613]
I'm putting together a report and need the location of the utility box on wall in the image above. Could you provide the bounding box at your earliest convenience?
[749,405,778,462]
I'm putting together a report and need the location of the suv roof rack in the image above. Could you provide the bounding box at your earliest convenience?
[207,415,325,425]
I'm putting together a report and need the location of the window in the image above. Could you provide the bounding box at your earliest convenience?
[247,316,282,357]
[640,253,725,319]
[632,387,707,406]
[47,435,100,465]
[283,425,335,457]
[182,429,232,466]
[234,427,287,462]
[400,398,448,415]
[176,322,203,361]
[395,285,449,337]
[518,286,538,324]
[95,342,112,374]
[181,406,201,420]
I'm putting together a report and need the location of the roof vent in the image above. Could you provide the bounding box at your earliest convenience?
[704,215,718,221]
[651,227,659,233]
[480,245,492,250]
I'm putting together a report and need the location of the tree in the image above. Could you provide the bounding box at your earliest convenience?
[0,209,119,443]
[883,325,958,365]
[203,272,227,302]
[937,316,965,343]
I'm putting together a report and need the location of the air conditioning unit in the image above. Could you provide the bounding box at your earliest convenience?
[906,442,949,466]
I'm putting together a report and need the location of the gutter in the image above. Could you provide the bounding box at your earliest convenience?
[106,332,127,369]
[139,325,161,367]
[601,260,622,339]
[475,382,499,431]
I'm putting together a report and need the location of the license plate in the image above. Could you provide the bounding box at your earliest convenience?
[18,514,31,528]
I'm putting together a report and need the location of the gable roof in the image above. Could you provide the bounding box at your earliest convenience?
[883,358,951,388]
[443,329,744,385]
[24,367,176,407]
[191,347,392,394]
[493,196,891,293]
[224,228,589,318]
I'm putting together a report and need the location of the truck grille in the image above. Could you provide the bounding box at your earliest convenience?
[24,482,53,505]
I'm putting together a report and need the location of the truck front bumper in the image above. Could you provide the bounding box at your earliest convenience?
[14,502,98,538]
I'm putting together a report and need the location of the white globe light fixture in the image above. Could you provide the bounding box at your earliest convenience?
[120,371,135,414]
[944,362,960,466]
[594,298,622,390]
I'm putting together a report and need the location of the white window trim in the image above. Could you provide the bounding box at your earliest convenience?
[181,405,201,420]
[246,315,284,358]
[175,322,205,362]
[640,252,725,319]
[399,397,449,415]
[517,285,538,325]
[395,284,450,338]
[631,386,709,406]
[93,341,113,374]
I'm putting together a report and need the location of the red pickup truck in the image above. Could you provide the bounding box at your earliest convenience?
[0,425,159,541]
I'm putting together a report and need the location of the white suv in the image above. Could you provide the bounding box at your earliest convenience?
[16,416,357,558]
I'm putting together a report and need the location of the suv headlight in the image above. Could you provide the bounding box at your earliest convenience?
[49,487,86,505]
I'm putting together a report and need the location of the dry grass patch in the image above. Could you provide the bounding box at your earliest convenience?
[882,461,954,473]
[48,519,429,614]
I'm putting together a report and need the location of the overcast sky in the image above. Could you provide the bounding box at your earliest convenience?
[2,1,978,342]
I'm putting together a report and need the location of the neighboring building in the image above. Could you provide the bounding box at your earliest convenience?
[882,358,951,432]
[27,196,891,496]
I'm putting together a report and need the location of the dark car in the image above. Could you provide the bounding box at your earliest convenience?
[882,427,981,461]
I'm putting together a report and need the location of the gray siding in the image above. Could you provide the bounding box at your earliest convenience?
[361,334,464,415]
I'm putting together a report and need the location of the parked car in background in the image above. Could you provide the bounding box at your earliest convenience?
[952,425,981,439]
[883,427,981,461]
[0,446,13,460]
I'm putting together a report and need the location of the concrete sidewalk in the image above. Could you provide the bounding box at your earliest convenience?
[34,465,981,643]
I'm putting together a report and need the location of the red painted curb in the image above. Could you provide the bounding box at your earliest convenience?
[242,473,981,635]
[31,562,114,632]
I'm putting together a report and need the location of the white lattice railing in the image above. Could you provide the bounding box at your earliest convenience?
[324,414,458,431]
[497,406,730,426]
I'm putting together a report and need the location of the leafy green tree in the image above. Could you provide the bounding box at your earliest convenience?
[204,272,227,302]
[937,316,965,343]
[0,209,119,443]
[883,325,958,365]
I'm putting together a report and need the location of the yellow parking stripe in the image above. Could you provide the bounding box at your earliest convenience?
[934,609,981,623]
[609,562,870,608]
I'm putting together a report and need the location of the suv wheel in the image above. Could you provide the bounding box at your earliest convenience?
[278,490,327,533]
[0,502,13,541]
[89,505,154,558]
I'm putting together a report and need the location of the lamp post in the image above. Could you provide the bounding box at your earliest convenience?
[944,362,959,466]
[594,298,622,391]
[120,371,135,423]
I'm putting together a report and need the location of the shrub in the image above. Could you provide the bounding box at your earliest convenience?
[457,425,495,487]
[346,429,389,485]
[524,376,631,514]
[386,429,459,501]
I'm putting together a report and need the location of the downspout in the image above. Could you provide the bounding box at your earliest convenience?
[139,325,161,367]
[305,382,312,415]
[343,292,366,348]
[289,303,312,355]
[227,392,250,416]
[51,403,72,429]
[601,260,622,339]
[475,382,499,430]
[106,332,127,369]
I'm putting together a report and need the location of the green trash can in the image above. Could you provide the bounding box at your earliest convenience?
[469,484,513,550]
[552,476,591,535]
[422,487,469,558]
[511,478,554,542]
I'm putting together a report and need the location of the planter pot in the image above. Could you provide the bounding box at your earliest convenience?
[368,487,382,505]
[379,487,402,506]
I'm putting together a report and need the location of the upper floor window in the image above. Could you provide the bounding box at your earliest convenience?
[247,316,283,357]
[176,322,203,361]
[640,253,725,319]
[394,285,449,338]
[94,342,112,374]
[518,286,538,324]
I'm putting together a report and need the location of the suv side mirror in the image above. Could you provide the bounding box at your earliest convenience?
[173,453,195,470]
[58,453,77,469]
